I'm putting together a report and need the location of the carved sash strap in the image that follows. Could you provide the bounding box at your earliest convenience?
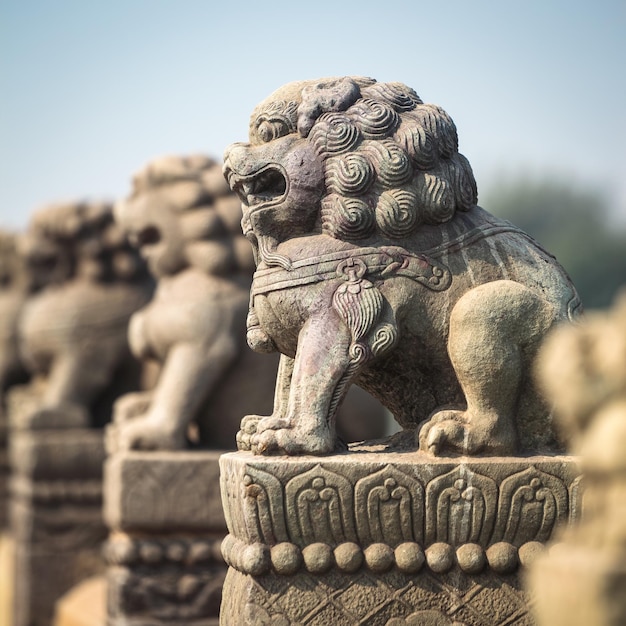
[251,245,452,297]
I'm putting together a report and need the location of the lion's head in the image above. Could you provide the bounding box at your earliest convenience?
[224,76,478,267]
[21,201,144,289]
[116,154,254,279]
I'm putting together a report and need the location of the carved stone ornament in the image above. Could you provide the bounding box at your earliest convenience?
[223,76,582,457]
[220,449,581,625]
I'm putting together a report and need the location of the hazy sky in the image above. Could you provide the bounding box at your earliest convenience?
[1,0,624,228]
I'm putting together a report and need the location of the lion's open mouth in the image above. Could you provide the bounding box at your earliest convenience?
[228,165,288,208]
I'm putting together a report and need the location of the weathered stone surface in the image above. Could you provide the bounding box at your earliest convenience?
[10,428,105,481]
[223,76,582,457]
[220,448,580,625]
[104,450,227,625]
[528,294,626,625]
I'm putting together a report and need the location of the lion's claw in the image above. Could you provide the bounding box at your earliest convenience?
[419,409,468,456]
[237,414,263,451]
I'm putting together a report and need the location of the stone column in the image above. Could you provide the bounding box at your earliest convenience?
[9,422,106,626]
[220,449,581,626]
[104,451,228,625]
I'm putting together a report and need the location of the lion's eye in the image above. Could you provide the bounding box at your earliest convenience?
[257,120,290,143]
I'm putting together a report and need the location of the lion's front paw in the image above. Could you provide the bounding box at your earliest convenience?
[236,414,263,451]
[113,392,154,423]
[250,420,335,456]
[108,416,187,452]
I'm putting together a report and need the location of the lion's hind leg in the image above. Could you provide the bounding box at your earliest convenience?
[419,280,555,456]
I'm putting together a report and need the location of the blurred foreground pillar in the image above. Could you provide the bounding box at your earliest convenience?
[529,295,626,626]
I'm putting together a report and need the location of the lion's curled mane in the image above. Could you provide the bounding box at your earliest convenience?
[248,76,477,242]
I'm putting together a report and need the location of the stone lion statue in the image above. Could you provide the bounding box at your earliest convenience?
[223,76,582,456]
[15,201,152,429]
[109,154,277,450]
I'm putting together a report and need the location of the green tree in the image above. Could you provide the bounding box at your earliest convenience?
[483,177,626,309]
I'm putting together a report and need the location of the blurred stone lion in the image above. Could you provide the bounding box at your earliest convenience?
[15,201,152,428]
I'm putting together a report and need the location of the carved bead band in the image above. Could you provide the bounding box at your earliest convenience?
[221,534,547,576]
[105,535,225,566]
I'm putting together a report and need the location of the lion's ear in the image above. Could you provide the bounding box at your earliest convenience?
[297,78,362,137]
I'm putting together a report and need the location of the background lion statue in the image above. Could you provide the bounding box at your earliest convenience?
[14,201,152,429]
[109,154,279,450]
[224,76,582,456]
[110,154,388,451]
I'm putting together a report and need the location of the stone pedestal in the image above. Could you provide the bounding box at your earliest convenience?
[104,451,228,625]
[10,428,107,626]
[0,410,8,528]
[219,447,581,626]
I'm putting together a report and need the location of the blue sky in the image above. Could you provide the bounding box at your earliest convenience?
[1,0,624,228]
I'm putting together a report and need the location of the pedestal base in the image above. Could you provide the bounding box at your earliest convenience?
[10,428,107,626]
[104,450,229,625]
[219,447,581,626]
[0,412,8,529]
